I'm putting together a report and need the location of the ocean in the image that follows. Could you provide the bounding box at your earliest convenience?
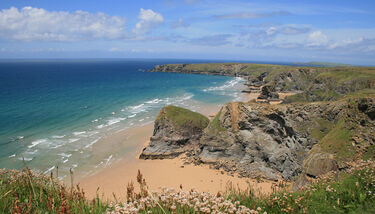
[0,59,245,179]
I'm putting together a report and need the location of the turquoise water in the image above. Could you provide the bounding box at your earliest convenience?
[0,59,244,178]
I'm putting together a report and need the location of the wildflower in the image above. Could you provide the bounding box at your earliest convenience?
[170,204,176,211]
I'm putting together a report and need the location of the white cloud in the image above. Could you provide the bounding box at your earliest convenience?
[266,27,277,36]
[0,7,126,41]
[134,8,164,34]
[307,31,328,47]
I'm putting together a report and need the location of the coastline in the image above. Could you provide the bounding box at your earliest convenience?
[75,75,298,200]
[78,87,277,200]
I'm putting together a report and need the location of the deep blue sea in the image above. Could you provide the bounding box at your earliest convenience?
[0,59,245,178]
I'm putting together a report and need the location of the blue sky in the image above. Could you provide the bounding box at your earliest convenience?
[0,0,374,65]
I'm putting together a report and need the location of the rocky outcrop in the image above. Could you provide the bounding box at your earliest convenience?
[191,97,374,181]
[302,150,338,178]
[140,97,375,181]
[358,97,375,120]
[257,85,280,101]
[196,102,322,180]
[140,106,209,159]
[145,63,375,190]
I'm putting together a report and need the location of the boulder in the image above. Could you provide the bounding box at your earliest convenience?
[303,151,338,178]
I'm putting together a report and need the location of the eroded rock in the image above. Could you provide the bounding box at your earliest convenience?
[140,106,209,159]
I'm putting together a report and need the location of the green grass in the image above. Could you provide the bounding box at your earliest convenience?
[0,168,107,214]
[363,145,375,161]
[317,67,375,84]
[207,110,227,133]
[319,119,356,162]
[157,105,209,130]
[309,118,334,140]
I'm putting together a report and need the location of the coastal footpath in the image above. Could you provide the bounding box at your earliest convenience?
[143,63,375,188]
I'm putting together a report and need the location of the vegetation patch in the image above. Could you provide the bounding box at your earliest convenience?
[363,145,375,161]
[157,105,209,130]
[207,110,227,133]
[2,161,375,213]
[317,67,375,84]
[309,118,334,140]
[319,119,356,161]
[0,168,107,214]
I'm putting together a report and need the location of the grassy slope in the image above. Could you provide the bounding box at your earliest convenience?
[206,110,226,133]
[297,91,375,162]
[157,105,209,130]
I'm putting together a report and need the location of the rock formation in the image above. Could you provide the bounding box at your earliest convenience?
[257,85,280,101]
[140,105,209,159]
[145,63,375,186]
[141,97,375,181]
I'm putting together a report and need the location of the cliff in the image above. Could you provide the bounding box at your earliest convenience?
[198,95,375,180]
[140,105,209,159]
[151,63,375,102]
[142,94,375,181]
[143,63,375,184]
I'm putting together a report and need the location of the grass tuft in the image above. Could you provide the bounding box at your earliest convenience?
[0,167,107,213]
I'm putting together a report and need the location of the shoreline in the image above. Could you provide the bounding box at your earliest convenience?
[77,87,279,200]
[76,77,294,200]
[77,78,297,200]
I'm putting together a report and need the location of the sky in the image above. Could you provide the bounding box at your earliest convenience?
[0,0,374,65]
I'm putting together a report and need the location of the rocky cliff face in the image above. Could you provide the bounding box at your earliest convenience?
[196,96,375,181]
[141,96,375,182]
[140,106,209,159]
[145,63,375,184]
[197,101,336,180]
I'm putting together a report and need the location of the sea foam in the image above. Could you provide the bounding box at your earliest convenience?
[28,139,48,148]
[203,77,243,92]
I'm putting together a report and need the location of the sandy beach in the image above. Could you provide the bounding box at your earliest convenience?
[78,94,279,201]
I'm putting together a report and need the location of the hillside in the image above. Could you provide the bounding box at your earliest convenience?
[151,63,375,102]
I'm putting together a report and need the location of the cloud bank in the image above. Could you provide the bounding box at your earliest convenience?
[0,7,127,41]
